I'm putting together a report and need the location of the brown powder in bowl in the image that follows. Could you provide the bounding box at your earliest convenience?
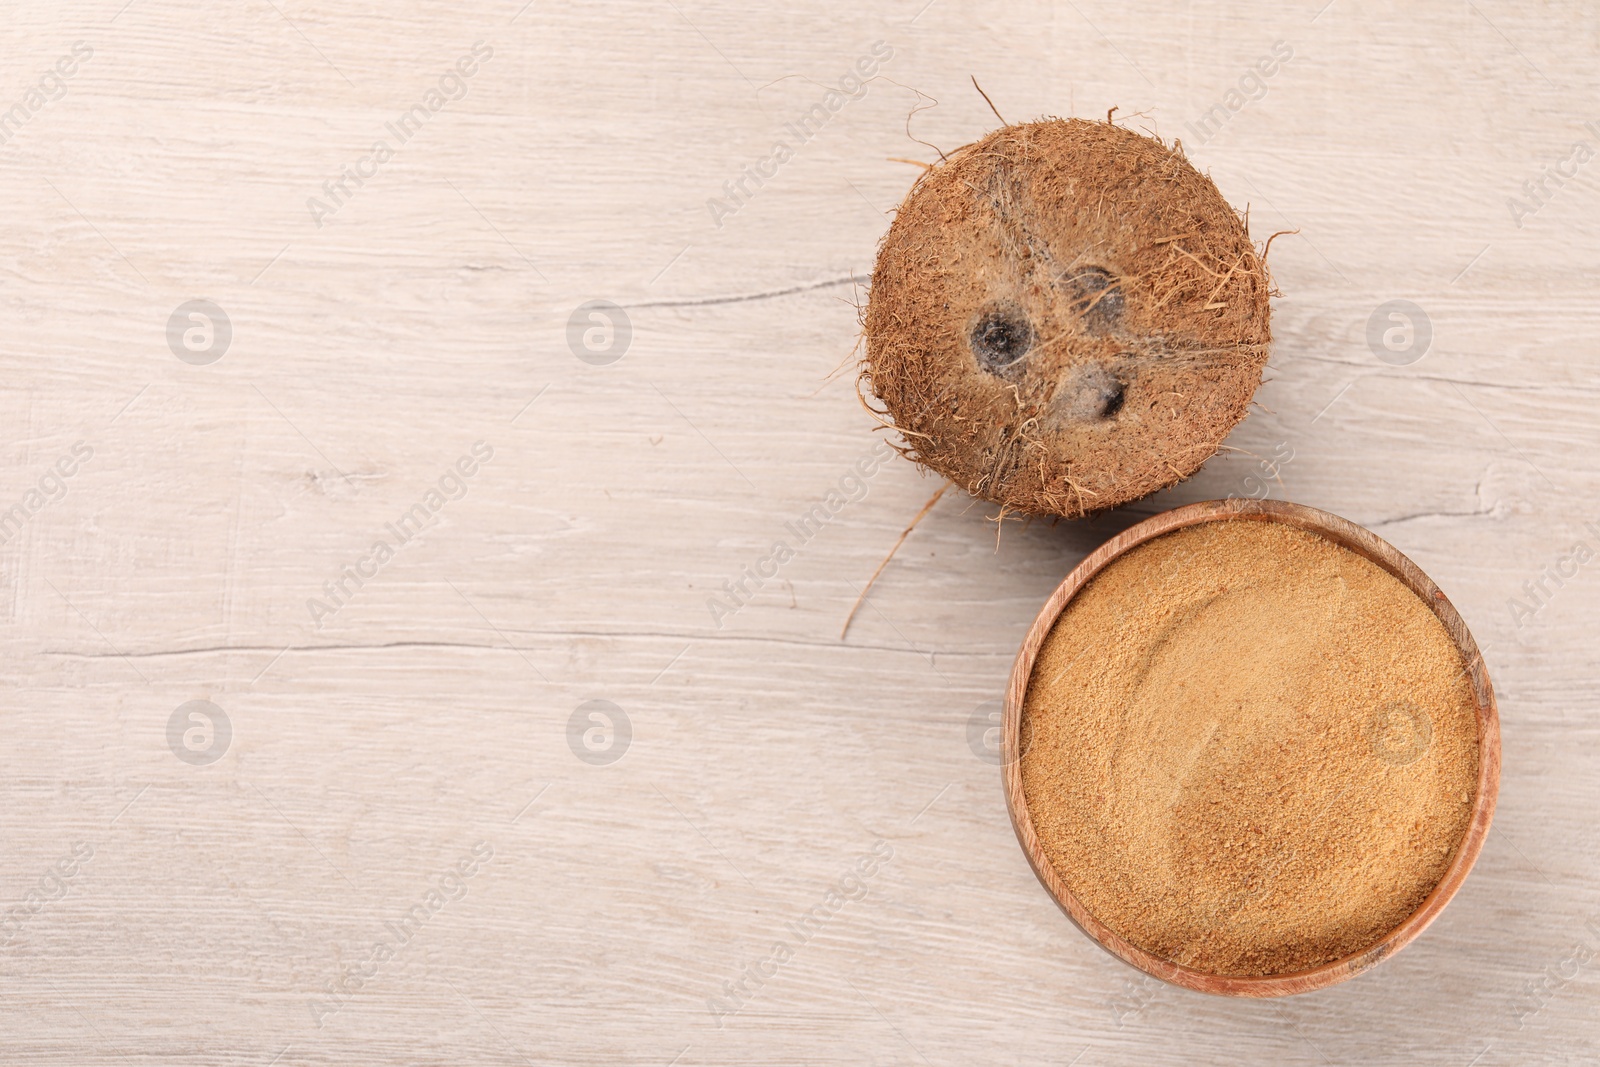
[1019,519,1479,977]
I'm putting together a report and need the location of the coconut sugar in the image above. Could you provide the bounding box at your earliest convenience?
[1020,519,1479,977]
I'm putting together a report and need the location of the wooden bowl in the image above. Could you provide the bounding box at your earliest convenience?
[1001,498,1501,997]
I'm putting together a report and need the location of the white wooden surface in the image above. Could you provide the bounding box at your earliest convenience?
[2,0,1597,1063]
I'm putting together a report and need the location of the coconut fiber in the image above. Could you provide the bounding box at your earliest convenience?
[864,119,1272,517]
[1020,519,1479,977]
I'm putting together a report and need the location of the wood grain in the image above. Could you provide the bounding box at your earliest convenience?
[0,0,1596,1063]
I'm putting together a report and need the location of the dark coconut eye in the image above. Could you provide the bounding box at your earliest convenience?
[1099,379,1126,418]
[970,306,1033,370]
[1055,362,1128,421]
[1063,266,1125,332]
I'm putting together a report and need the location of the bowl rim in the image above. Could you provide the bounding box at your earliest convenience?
[1000,497,1502,997]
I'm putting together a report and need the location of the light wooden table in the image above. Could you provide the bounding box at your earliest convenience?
[2,0,1596,1063]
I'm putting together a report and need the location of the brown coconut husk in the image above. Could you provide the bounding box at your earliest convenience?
[862,118,1273,518]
